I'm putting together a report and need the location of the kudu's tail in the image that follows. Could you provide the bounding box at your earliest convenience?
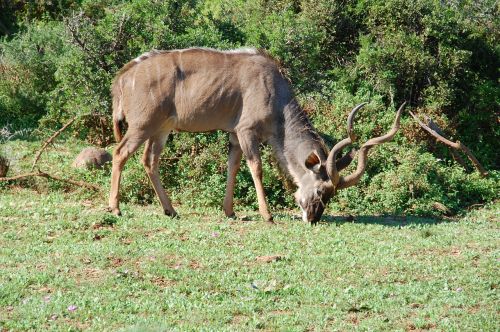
[113,114,124,143]
[111,79,125,143]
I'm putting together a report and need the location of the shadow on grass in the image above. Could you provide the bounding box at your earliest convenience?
[271,212,446,227]
[228,211,449,228]
[321,214,447,227]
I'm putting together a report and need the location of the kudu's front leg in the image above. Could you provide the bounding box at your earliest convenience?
[237,132,273,222]
[223,133,243,218]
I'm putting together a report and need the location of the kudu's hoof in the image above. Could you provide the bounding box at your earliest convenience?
[107,207,122,216]
[264,215,275,224]
[164,209,178,218]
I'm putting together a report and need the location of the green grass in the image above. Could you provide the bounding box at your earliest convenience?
[1,188,498,331]
[0,138,498,330]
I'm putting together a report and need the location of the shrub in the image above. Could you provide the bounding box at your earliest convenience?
[0,20,67,129]
[0,0,497,216]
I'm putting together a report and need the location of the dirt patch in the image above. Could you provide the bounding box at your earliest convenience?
[411,246,463,257]
[188,260,203,270]
[143,227,170,239]
[347,312,359,325]
[52,317,91,331]
[406,322,436,331]
[256,255,284,263]
[30,286,54,294]
[92,223,114,230]
[150,276,176,288]
[178,232,190,242]
[82,267,104,280]
[107,257,124,268]
[72,267,105,284]
[407,323,417,331]
[120,238,133,245]
[231,314,249,325]
[168,259,203,270]
[467,304,482,314]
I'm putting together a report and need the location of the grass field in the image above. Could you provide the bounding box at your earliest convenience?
[1,187,498,331]
[0,139,499,330]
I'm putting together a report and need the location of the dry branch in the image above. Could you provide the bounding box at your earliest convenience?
[31,117,76,171]
[0,170,100,191]
[423,115,469,169]
[65,12,112,72]
[409,111,488,177]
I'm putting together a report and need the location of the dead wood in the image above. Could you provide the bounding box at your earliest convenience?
[0,169,100,191]
[409,111,488,177]
[31,117,76,171]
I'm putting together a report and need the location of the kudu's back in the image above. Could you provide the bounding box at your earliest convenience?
[112,48,289,140]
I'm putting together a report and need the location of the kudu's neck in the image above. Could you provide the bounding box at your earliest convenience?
[268,99,327,184]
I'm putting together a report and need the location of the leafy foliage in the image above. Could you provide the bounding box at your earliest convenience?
[0,0,498,216]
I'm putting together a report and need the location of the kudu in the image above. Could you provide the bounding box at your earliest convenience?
[108,47,405,223]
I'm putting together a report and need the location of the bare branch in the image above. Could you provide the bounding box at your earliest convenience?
[409,111,488,177]
[31,117,76,171]
[65,12,111,72]
[0,170,100,191]
[424,115,469,169]
[110,13,128,52]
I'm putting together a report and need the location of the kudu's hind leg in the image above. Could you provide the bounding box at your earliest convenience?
[109,135,146,215]
[142,134,177,217]
[237,132,273,222]
[223,133,243,218]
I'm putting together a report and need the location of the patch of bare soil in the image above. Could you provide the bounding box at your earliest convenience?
[150,276,176,288]
[255,255,284,263]
[231,314,249,325]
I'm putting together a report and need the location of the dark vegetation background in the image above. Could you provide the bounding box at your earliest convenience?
[0,0,498,217]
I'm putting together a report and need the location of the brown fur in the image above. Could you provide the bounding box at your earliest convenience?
[107,47,403,223]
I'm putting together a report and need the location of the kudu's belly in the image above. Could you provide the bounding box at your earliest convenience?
[171,92,243,133]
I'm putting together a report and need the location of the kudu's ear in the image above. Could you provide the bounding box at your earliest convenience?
[305,151,322,173]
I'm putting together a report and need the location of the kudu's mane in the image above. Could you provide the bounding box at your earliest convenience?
[281,100,330,162]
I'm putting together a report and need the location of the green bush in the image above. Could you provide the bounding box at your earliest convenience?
[0,0,498,217]
[0,20,67,129]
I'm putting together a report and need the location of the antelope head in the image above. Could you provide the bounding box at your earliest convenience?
[296,102,406,224]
